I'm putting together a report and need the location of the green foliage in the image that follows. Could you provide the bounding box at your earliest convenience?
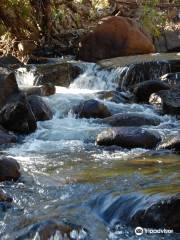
[140,0,166,37]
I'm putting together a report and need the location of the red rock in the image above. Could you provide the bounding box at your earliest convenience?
[78,16,155,62]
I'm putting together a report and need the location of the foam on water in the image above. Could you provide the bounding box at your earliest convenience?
[10,62,179,160]
[16,67,36,87]
[70,62,127,90]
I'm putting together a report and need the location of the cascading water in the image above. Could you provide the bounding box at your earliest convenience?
[1,59,180,240]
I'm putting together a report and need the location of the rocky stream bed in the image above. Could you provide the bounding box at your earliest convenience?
[0,53,179,240]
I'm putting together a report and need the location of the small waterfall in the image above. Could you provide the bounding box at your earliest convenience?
[15,60,170,92]
[119,61,170,90]
[16,67,36,88]
[70,62,128,90]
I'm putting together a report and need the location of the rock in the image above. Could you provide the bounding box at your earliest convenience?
[0,157,21,182]
[22,83,56,97]
[18,40,37,55]
[0,125,17,144]
[96,127,161,149]
[131,194,180,233]
[169,60,180,73]
[78,16,155,62]
[160,72,180,88]
[0,54,22,69]
[16,219,89,240]
[95,90,133,103]
[27,95,53,121]
[0,188,12,202]
[0,93,37,134]
[27,56,49,64]
[90,192,180,233]
[119,62,170,91]
[102,113,161,127]
[159,136,180,153]
[133,80,170,103]
[158,88,180,116]
[34,63,81,87]
[155,27,180,53]
[0,69,19,108]
[73,99,111,119]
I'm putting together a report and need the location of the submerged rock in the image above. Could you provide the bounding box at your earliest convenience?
[133,80,169,103]
[73,99,111,119]
[96,127,161,149]
[0,93,37,134]
[16,219,89,240]
[0,157,21,182]
[78,16,155,62]
[102,113,161,127]
[22,83,55,97]
[0,125,17,144]
[27,95,53,121]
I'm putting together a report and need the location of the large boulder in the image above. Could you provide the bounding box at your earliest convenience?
[73,99,111,119]
[27,95,53,121]
[96,127,161,149]
[0,125,17,144]
[0,157,21,182]
[22,83,56,97]
[34,63,81,87]
[102,113,161,127]
[158,88,180,116]
[78,16,155,62]
[0,68,19,108]
[0,93,37,134]
[133,80,170,103]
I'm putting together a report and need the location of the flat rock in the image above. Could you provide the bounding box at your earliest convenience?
[96,127,161,149]
[102,113,161,127]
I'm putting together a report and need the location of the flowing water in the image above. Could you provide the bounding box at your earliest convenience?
[0,59,180,239]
